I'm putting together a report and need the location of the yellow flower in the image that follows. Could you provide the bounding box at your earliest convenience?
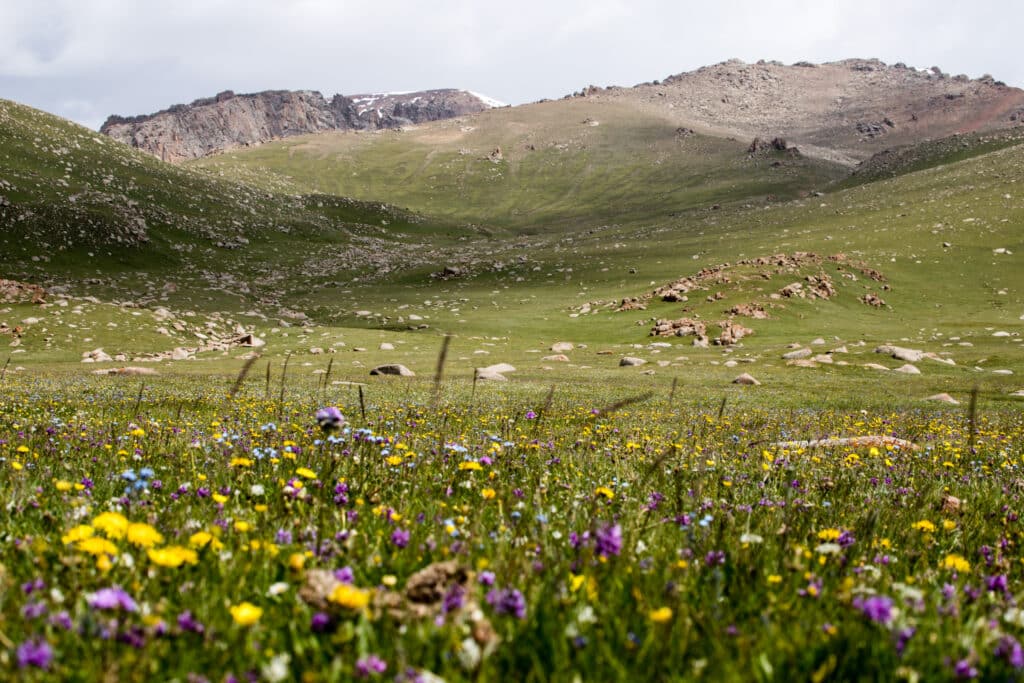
[288,553,306,571]
[127,522,165,548]
[942,519,957,531]
[385,456,403,466]
[595,486,615,500]
[93,512,129,539]
[817,529,841,542]
[77,537,119,556]
[62,525,95,545]
[189,531,215,548]
[295,467,317,479]
[55,480,73,492]
[328,584,371,610]
[767,574,783,584]
[648,607,673,623]
[481,488,496,500]
[16,445,30,453]
[230,602,263,626]
[230,457,253,467]
[212,493,229,504]
[130,428,146,437]
[569,573,586,593]
[913,520,936,533]
[941,554,971,573]
[234,521,251,533]
[148,546,199,568]
[11,461,23,471]
[458,461,482,471]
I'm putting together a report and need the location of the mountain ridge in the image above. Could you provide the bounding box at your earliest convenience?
[100,88,504,162]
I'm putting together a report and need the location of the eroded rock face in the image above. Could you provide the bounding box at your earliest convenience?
[102,89,501,162]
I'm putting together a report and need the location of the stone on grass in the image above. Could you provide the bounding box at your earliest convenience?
[782,348,812,360]
[542,354,570,362]
[619,357,647,367]
[550,342,574,353]
[924,393,959,405]
[475,369,508,381]
[481,363,516,374]
[864,363,890,371]
[379,342,395,350]
[732,373,760,386]
[370,364,415,377]
[894,364,920,374]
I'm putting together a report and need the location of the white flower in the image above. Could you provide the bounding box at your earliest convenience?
[740,533,763,545]
[261,653,291,683]
[267,582,289,597]
[250,484,265,496]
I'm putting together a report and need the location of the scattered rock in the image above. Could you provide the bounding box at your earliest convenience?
[924,393,959,404]
[379,342,395,350]
[541,354,570,362]
[550,342,574,353]
[619,357,647,367]
[475,369,508,381]
[480,363,516,374]
[782,348,812,360]
[894,364,921,374]
[863,363,890,371]
[93,367,160,376]
[370,364,415,377]
[876,345,924,362]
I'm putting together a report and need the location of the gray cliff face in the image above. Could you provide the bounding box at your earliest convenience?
[101,88,500,162]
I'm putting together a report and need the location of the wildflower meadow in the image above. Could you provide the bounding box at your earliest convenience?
[2,373,1023,681]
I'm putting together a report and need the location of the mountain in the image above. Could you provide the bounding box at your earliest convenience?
[588,58,1024,164]
[100,88,505,162]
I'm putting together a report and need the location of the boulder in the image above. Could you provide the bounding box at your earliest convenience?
[542,354,570,362]
[370,364,415,377]
[894,364,921,374]
[475,369,507,381]
[379,343,395,350]
[550,342,574,353]
[875,345,924,362]
[782,348,812,360]
[619,357,647,367]
[480,363,516,374]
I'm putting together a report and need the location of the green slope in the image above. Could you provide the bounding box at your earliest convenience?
[190,99,849,230]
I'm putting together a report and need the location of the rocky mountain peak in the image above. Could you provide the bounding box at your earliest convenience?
[101,88,504,163]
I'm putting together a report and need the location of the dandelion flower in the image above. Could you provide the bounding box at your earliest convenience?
[230,602,263,626]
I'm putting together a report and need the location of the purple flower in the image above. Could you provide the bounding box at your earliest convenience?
[854,595,894,625]
[390,528,411,549]
[88,586,138,612]
[894,626,915,655]
[704,550,726,567]
[478,571,496,586]
[442,584,465,614]
[996,636,1024,669]
[22,600,47,620]
[17,638,53,669]
[355,654,387,677]
[595,523,622,558]
[986,574,1009,593]
[837,530,856,548]
[334,566,355,584]
[311,612,331,633]
[954,659,978,679]
[316,407,345,432]
[486,587,527,619]
[275,528,293,545]
[177,611,205,635]
[525,410,537,420]
[21,578,44,595]
[49,611,72,631]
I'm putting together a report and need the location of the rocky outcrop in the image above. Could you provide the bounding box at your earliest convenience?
[101,89,503,162]
[591,58,1024,164]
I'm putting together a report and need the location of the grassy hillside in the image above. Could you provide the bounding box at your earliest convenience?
[191,99,848,230]
[1,97,1021,408]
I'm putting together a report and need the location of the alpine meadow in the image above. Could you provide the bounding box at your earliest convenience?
[1,49,1024,682]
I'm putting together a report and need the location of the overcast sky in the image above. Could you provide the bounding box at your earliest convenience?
[2,0,1020,130]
